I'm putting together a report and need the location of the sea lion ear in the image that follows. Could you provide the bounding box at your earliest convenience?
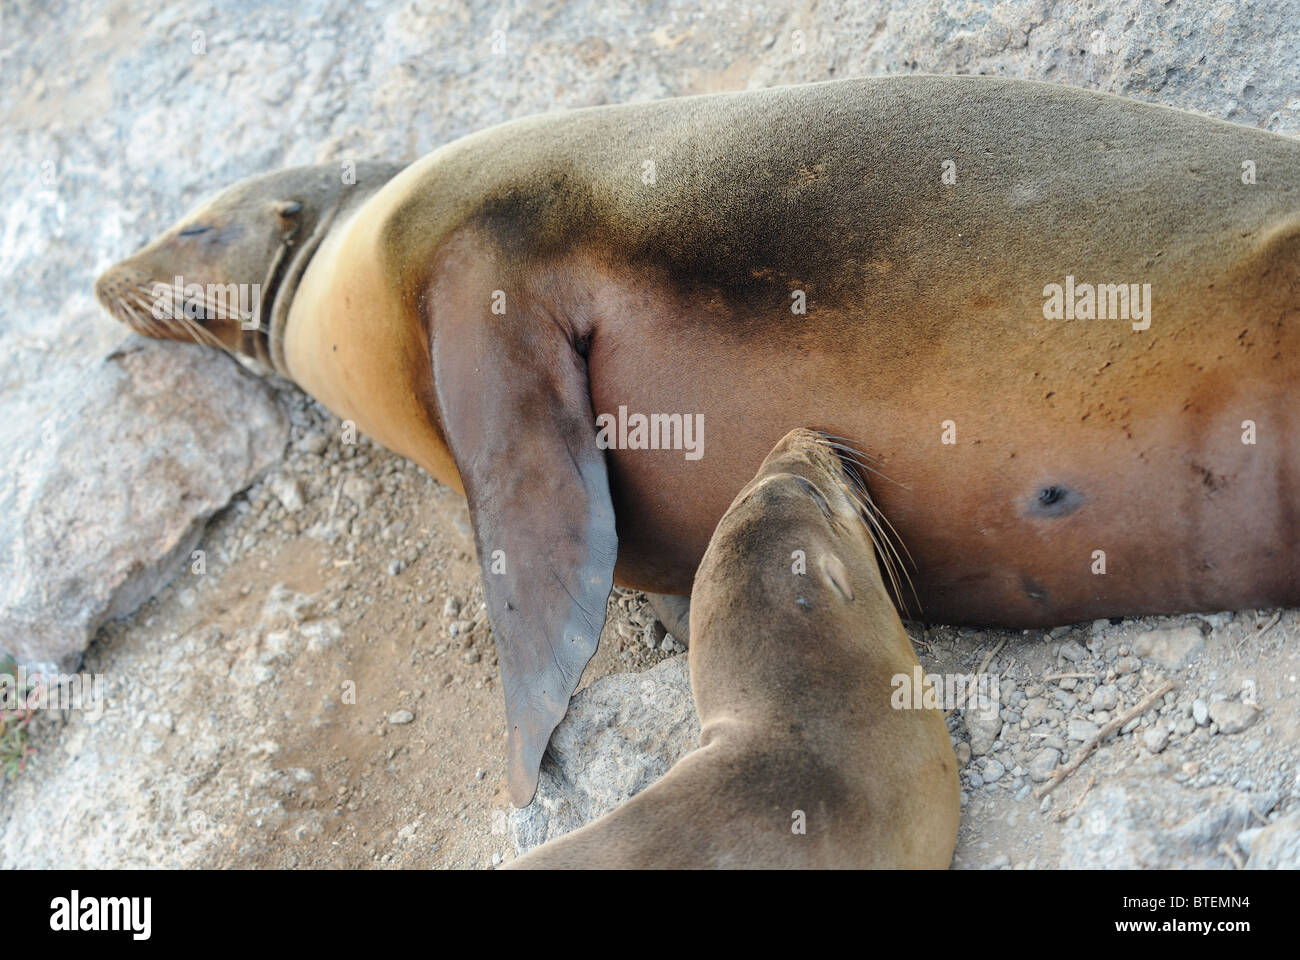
[432,300,617,808]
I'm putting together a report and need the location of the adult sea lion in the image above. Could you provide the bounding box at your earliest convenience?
[508,428,960,869]
[95,75,1300,805]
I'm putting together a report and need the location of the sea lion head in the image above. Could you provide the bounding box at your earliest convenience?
[705,428,915,616]
[94,161,403,376]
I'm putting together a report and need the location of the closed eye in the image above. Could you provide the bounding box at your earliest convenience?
[178,224,213,237]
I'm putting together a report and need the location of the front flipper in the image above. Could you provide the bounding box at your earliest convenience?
[645,592,691,647]
[432,288,616,807]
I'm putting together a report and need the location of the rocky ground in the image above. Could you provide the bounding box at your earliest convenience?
[1,386,680,868]
[3,0,1299,868]
[516,604,1300,868]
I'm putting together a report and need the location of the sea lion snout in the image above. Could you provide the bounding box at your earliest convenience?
[727,429,911,610]
[739,428,865,526]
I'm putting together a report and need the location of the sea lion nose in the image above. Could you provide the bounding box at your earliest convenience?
[93,268,116,306]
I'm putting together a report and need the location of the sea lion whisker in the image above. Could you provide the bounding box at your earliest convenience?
[120,291,166,336]
[836,458,918,569]
[844,482,917,614]
[124,284,228,352]
[814,437,893,480]
[841,460,917,581]
[810,435,917,566]
[173,310,235,357]
[819,434,884,463]
[112,295,147,333]
[816,439,907,489]
[817,434,921,613]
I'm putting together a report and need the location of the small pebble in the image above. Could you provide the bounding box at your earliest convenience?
[1143,727,1170,754]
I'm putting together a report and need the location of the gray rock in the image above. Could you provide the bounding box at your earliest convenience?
[262,584,315,625]
[300,430,329,455]
[1209,700,1261,735]
[388,710,414,725]
[267,473,305,513]
[964,701,1002,757]
[300,620,342,652]
[1067,719,1101,742]
[1193,698,1210,726]
[1059,639,1088,663]
[983,759,1005,782]
[509,656,698,855]
[0,339,286,671]
[1132,625,1205,670]
[1061,766,1270,869]
[1090,685,1119,711]
[1023,700,1063,726]
[1029,748,1060,783]
[342,475,375,511]
[1143,727,1170,754]
[1244,812,1300,869]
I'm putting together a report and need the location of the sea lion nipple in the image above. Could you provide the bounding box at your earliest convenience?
[1025,483,1083,518]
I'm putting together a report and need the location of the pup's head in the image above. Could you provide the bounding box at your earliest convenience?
[693,428,914,634]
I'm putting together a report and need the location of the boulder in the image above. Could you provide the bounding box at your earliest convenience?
[0,337,287,672]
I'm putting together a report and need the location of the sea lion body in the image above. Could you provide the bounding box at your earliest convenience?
[300,75,1299,624]
[509,429,959,869]
[98,75,1300,802]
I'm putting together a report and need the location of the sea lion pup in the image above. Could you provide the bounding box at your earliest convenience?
[508,429,959,869]
[96,76,1300,805]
